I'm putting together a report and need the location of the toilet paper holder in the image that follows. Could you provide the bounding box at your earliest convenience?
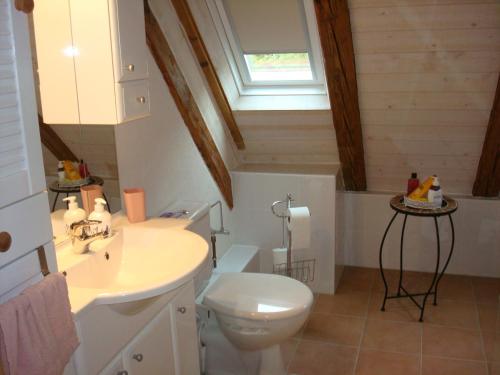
[270,194,315,283]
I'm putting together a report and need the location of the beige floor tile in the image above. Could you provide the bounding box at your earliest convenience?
[374,270,435,293]
[489,361,500,375]
[421,356,488,375]
[281,338,299,369]
[472,277,500,304]
[372,269,400,293]
[368,292,421,322]
[422,325,484,361]
[339,266,376,292]
[403,271,435,294]
[302,312,364,346]
[482,331,500,363]
[424,299,479,330]
[314,290,370,317]
[355,349,420,375]
[477,304,500,333]
[288,340,357,375]
[361,319,422,354]
[435,274,475,302]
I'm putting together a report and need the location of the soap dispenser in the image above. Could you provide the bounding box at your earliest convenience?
[63,196,87,233]
[88,198,111,235]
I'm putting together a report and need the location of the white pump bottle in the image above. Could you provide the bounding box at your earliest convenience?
[63,196,87,233]
[88,198,111,234]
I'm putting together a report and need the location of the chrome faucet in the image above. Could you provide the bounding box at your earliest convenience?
[69,220,110,254]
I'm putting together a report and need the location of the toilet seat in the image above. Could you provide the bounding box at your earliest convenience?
[203,273,313,321]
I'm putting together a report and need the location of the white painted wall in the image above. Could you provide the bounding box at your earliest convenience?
[231,167,339,294]
[114,51,235,257]
[343,192,500,278]
[113,0,245,258]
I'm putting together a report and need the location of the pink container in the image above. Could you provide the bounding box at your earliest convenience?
[123,188,146,223]
[80,185,103,215]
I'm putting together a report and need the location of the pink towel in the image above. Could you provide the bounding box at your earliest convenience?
[0,273,79,375]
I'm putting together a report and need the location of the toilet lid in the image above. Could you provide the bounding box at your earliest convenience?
[203,273,313,321]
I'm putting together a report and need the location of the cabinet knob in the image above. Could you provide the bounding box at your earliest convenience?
[0,232,12,253]
[127,64,135,72]
[177,306,187,314]
[132,353,143,362]
[137,96,146,104]
[117,371,128,375]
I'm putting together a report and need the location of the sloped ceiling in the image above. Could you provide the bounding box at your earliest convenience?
[193,0,499,195]
[37,0,500,197]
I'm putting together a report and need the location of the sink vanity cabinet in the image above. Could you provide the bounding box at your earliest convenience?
[33,0,150,124]
[73,281,200,375]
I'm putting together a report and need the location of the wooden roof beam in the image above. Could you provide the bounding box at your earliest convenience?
[144,0,233,208]
[171,0,245,150]
[472,75,500,197]
[314,0,366,190]
[38,115,78,161]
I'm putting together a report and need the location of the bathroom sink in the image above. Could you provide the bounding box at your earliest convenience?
[56,218,209,314]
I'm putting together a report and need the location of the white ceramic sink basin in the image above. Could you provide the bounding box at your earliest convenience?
[56,218,208,314]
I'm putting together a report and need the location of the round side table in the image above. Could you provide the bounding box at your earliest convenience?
[379,194,458,322]
[48,176,110,213]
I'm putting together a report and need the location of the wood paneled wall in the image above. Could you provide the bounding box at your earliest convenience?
[230,1,499,195]
[234,110,339,165]
[350,0,500,193]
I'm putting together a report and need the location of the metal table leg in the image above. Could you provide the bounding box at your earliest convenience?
[418,217,441,322]
[432,214,455,305]
[379,211,399,312]
[51,192,60,212]
[397,214,408,297]
[102,192,111,212]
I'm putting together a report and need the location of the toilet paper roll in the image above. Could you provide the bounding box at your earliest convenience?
[272,248,288,265]
[287,207,310,251]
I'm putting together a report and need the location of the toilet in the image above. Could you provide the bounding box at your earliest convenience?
[203,272,312,374]
[172,201,313,375]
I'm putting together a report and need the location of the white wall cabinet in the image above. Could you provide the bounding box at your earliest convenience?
[95,282,200,375]
[33,0,150,125]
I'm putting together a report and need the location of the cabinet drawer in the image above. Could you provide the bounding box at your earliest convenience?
[122,306,176,375]
[99,353,125,375]
[117,81,150,123]
[0,192,52,268]
[111,0,149,82]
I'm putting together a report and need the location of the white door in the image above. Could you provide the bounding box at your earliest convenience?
[122,305,176,375]
[0,0,46,208]
[170,281,201,375]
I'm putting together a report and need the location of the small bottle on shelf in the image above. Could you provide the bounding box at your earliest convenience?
[407,172,419,195]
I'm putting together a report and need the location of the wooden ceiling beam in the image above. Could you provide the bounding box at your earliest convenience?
[314,0,366,190]
[38,115,78,161]
[472,75,500,197]
[171,0,245,150]
[144,0,233,208]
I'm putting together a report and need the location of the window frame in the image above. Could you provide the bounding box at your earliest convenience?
[206,0,326,96]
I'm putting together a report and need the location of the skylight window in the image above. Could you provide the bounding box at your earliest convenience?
[207,0,326,100]
[244,53,313,82]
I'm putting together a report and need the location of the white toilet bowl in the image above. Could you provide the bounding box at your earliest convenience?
[203,272,313,374]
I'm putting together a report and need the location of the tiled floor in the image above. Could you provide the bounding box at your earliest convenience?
[283,266,500,375]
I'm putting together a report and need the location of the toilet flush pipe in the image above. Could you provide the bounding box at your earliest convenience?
[210,200,230,268]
